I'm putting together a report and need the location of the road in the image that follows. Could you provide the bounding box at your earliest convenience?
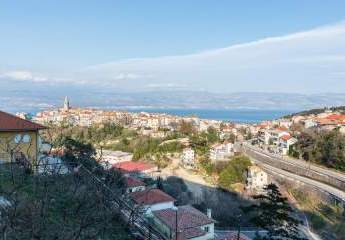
[242,143,345,202]
[243,143,345,184]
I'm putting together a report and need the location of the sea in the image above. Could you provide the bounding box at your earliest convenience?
[123,108,294,123]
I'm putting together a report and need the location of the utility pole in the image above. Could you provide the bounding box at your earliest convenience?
[175,208,178,240]
[237,213,242,240]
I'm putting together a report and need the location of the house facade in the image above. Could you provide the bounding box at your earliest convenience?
[278,135,298,155]
[181,148,196,169]
[245,166,268,193]
[209,142,234,161]
[0,111,46,166]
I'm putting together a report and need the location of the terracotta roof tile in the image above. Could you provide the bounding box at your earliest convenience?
[183,227,206,239]
[326,114,345,121]
[280,135,292,141]
[125,176,146,188]
[113,161,155,172]
[129,189,175,205]
[0,111,46,132]
[153,205,214,234]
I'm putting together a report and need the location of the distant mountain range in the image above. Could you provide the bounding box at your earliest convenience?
[1,80,345,113]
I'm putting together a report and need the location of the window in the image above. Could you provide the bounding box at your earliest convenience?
[204,226,209,232]
[22,134,31,143]
[14,134,22,144]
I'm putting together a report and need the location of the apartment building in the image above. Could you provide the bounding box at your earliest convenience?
[209,142,234,161]
[181,148,196,169]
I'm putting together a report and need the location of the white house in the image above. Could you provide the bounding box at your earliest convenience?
[209,142,234,161]
[304,119,318,129]
[246,166,268,193]
[152,205,215,240]
[258,128,290,146]
[279,135,298,155]
[278,119,292,129]
[129,188,175,215]
[181,148,196,169]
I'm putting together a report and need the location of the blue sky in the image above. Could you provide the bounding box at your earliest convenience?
[1,0,345,93]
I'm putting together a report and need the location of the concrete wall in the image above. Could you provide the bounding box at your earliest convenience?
[146,201,174,214]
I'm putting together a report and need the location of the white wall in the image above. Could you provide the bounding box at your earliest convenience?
[145,201,174,214]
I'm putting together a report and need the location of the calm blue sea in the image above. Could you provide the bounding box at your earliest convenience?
[127,109,294,123]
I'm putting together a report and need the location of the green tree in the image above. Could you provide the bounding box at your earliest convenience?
[178,120,196,136]
[243,184,305,240]
[206,127,219,143]
[218,156,251,190]
[59,137,97,170]
[314,129,345,170]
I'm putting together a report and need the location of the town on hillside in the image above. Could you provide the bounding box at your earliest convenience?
[2,98,345,239]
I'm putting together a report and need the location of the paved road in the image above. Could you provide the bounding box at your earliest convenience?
[249,154,345,202]
[242,143,345,202]
[244,143,345,184]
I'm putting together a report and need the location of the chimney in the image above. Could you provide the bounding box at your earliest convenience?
[206,208,212,219]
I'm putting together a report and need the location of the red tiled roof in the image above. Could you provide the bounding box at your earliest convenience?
[153,205,214,236]
[129,189,175,205]
[125,176,146,188]
[326,114,345,121]
[277,126,289,131]
[113,161,155,172]
[280,135,292,141]
[0,111,46,132]
[183,227,206,239]
[316,118,336,125]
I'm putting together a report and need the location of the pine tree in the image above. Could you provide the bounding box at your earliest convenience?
[244,184,306,240]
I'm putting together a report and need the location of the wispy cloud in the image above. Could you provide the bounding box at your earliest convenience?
[78,21,345,93]
[3,21,345,93]
[0,71,48,82]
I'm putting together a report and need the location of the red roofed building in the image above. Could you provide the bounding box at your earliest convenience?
[113,161,158,178]
[152,205,215,240]
[314,114,345,131]
[0,111,46,165]
[0,111,46,132]
[279,134,297,155]
[129,189,175,213]
[326,114,345,122]
[124,176,146,193]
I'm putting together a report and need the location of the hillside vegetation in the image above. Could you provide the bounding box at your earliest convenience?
[291,128,345,171]
[0,138,131,239]
[285,106,345,118]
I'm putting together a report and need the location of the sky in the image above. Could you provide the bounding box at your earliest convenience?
[1,0,345,93]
